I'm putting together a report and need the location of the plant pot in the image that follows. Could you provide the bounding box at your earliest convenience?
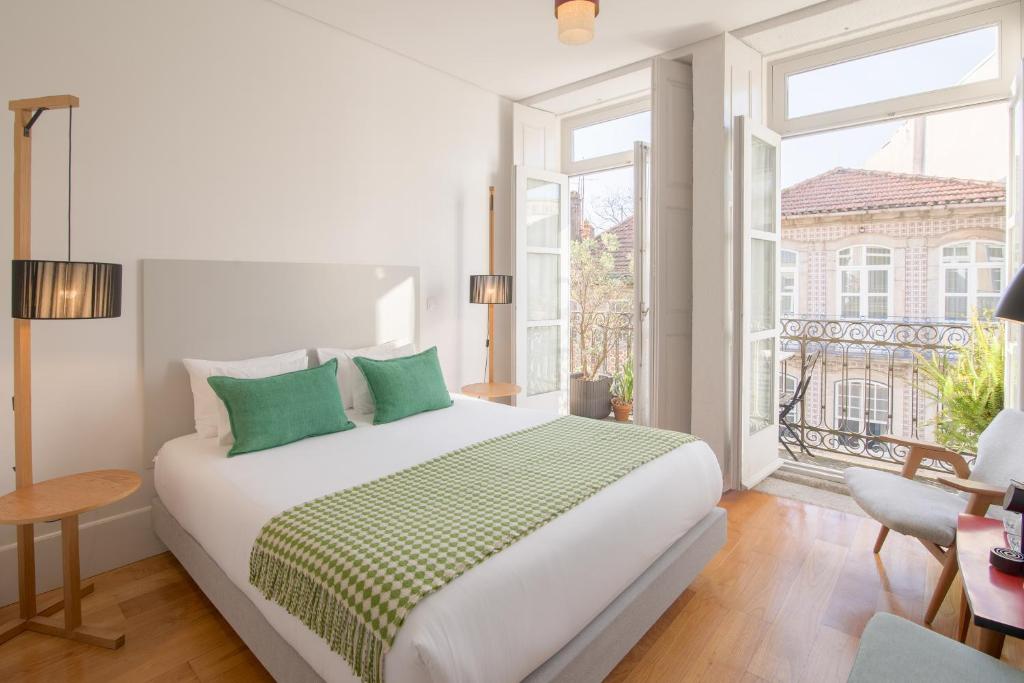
[611,400,632,422]
[569,373,612,419]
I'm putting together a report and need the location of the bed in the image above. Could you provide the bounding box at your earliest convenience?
[143,259,727,683]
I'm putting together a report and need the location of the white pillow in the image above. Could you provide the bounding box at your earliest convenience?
[183,350,308,438]
[316,341,399,409]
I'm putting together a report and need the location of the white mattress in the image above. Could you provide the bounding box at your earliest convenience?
[154,397,722,683]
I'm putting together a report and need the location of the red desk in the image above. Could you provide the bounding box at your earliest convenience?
[956,513,1024,657]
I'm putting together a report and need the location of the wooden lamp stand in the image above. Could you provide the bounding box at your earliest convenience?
[0,95,139,649]
[462,187,520,401]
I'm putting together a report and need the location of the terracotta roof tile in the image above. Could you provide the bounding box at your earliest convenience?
[781,167,1004,217]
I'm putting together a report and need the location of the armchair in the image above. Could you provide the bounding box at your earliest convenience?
[844,409,1024,624]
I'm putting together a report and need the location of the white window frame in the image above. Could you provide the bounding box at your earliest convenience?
[836,245,893,320]
[834,379,889,435]
[781,249,798,317]
[941,239,1006,321]
[561,97,651,176]
[769,4,1020,136]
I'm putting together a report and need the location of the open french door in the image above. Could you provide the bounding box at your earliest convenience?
[1007,61,1024,410]
[735,116,783,488]
[632,141,652,425]
[513,166,570,413]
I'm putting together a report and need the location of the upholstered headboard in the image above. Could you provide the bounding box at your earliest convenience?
[141,259,419,461]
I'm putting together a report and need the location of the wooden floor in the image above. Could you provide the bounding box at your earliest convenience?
[1,490,1021,682]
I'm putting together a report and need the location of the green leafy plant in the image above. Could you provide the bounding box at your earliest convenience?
[916,316,1003,454]
[612,357,634,406]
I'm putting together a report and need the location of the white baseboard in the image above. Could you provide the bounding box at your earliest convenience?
[0,506,166,607]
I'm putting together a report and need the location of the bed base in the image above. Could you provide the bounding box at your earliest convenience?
[152,497,726,682]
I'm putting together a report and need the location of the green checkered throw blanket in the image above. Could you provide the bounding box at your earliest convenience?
[249,416,696,683]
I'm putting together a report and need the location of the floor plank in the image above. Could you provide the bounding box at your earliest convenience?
[0,490,1020,682]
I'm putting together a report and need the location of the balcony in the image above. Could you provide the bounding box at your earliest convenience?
[569,310,634,379]
[778,316,991,475]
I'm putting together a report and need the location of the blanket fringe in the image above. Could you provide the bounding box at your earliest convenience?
[250,547,384,683]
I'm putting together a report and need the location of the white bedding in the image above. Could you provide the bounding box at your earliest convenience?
[154,397,723,683]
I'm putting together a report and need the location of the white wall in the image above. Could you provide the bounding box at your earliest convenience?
[688,33,766,489]
[0,0,511,603]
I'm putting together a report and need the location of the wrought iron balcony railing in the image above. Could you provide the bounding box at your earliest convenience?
[779,316,989,473]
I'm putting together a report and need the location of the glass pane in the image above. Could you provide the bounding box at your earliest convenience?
[528,253,560,321]
[841,271,860,293]
[943,243,970,263]
[841,296,860,318]
[978,296,1000,315]
[781,250,797,267]
[749,338,775,435]
[838,248,853,267]
[868,270,888,293]
[751,138,777,233]
[978,267,1001,294]
[781,294,794,317]
[781,272,795,293]
[945,268,968,293]
[569,166,635,236]
[979,242,1004,262]
[750,238,776,332]
[572,111,651,162]
[945,295,968,320]
[867,296,888,319]
[527,325,561,396]
[865,247,891,266]
[786,25,999,118]
[526,179,561,248]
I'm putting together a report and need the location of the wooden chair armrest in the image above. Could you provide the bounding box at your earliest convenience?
[876,436,971,479]
[939,476,1005,516]
[938,476,1004,499]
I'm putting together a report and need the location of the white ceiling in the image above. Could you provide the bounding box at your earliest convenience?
[271,0,826,100]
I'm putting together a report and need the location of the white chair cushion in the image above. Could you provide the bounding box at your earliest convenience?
[844,467,966,547]
[971,408,1024,489]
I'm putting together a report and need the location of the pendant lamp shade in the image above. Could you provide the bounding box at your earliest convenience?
[469,274,513,305]
[12,259,122,320]
[556,0,599,45]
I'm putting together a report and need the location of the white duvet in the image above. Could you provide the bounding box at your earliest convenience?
[154,397,722,683]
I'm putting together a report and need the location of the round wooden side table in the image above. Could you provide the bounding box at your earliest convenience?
[461,382,522,401]
[0,469,141,649]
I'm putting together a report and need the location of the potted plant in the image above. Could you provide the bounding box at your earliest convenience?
[569,232,624,419]
[916,315,1003,455]
[611,358,634,422]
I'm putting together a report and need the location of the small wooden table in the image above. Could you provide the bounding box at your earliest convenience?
[0,469,141,649]
[956,513,1024,657]
[461,382,522,400]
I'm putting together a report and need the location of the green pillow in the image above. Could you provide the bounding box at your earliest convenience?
[208,358,354,456]
[353,346,453,424]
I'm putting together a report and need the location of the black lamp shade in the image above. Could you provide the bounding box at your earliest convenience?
[997,265,1024,324]
[469,275,513,305]
[13,260,122,320]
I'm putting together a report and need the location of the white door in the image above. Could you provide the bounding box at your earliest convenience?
[514,166,570,412]
[1007,61,1024,410]
[735,116,783,488]
[632,141,652,426]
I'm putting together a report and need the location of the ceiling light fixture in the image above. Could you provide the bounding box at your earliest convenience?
[556,0,598,46]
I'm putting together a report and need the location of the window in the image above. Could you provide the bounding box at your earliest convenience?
[786,25,999,119]
[781,249,798,316]
[837,246,891,319]
[572,111,651,162]
[942,240,1005,320]
[769,5,1020,134]
[835,380,889,436]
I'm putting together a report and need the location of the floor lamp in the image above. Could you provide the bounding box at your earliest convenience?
[0,95,131,649]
